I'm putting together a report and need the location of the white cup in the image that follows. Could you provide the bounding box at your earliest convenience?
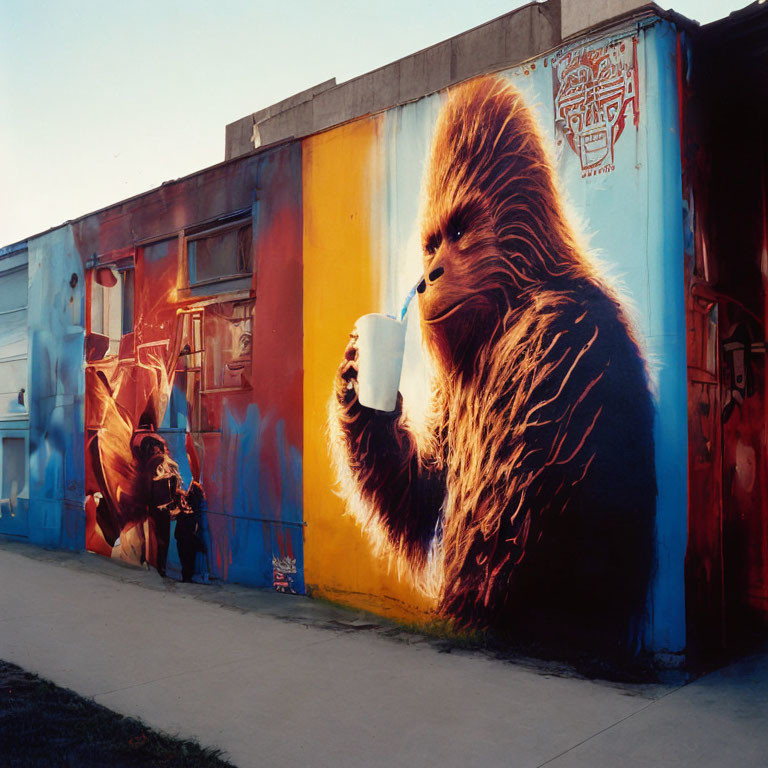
[355,313,407,412]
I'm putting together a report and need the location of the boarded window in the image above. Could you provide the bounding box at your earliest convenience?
[2,437,25,507]
[0,266,27,313]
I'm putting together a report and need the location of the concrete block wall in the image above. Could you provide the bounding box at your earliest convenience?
[561,0,654,39]
[225,79,336,160]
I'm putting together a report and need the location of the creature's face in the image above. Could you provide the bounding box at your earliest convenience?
[417,198,504,372]
[416,76,580,376]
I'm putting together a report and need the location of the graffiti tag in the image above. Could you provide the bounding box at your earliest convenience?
[553,39,638,177]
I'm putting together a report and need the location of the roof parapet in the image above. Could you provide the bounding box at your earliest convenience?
[224,0,674,159]
[561,0,654,39]
[225,0,563,159]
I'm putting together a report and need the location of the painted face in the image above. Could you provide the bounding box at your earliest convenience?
[237,332,252,358]
[417,200,503,372]
[554,44,636,172]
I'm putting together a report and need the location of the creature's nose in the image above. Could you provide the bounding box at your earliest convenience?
[428,266,444,283]
[417,265,444,294]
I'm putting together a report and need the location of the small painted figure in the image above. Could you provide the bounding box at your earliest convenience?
[175,481,208,582]
[130,426,185,577]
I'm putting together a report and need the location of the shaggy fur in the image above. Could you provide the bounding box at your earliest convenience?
[332,76,656,653]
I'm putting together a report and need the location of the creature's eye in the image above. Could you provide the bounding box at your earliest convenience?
[424,233,441,256]
[446,213,468,244]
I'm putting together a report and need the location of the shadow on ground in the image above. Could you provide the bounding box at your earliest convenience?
[0,660,234,768]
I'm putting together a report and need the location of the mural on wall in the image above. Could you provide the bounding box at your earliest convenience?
[327,76,656,651]
[83,235,202,575]
[85,300,194,576]
[553,39,639,177]
[0,20,696,654]
[81,145,305,589]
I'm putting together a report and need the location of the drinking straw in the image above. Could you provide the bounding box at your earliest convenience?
[399,279,422,322]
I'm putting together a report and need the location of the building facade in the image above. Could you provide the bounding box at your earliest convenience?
[1,0,766,663]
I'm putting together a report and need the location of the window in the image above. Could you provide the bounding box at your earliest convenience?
[90,266,134,357]
[0,257,28,420]
[177,311,204,432]
[0,265,27,314]
[179,311,204,370]
[2,437,26,510]
[186,213,253,292]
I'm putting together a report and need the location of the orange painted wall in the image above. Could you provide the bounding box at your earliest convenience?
[302,118,435,622]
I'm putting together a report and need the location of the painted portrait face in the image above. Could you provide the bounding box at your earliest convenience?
[554,42,637,173]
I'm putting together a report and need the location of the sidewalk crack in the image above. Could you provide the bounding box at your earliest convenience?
[534,684,687,767]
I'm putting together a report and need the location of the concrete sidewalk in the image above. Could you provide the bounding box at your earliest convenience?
[0,541,765,768]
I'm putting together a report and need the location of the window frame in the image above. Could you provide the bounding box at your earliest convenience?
[87,259,135,360]
[0,250,29,422]
[182,204,257,296]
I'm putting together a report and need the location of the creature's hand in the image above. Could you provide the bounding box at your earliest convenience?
[336,330,359,407]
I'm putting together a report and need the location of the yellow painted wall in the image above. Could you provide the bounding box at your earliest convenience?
[302,118,435,622]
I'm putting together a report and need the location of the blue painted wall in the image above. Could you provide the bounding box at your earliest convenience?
[639,20,688,655]
[27,226,86,550]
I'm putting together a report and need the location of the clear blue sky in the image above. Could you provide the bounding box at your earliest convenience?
[0,0,748,246]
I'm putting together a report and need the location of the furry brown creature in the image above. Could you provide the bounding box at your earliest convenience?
[332,76,656,654]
